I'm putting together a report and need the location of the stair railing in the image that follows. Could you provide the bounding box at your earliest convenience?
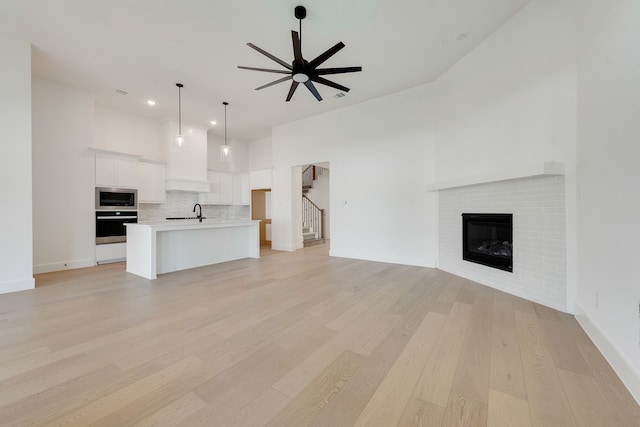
[302,165,316,189]
[302,195,323,241]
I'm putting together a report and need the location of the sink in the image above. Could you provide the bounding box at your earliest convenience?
[165,216,206,220]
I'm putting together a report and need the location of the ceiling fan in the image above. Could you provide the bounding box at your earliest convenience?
[238,5,362,102]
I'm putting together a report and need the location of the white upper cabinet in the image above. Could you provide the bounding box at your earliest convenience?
[95,152,138,188]
[199,170,232,205]
[199,170,219,205]
[234,173,250,205]
[249,168,272,190]
[137,161,166,204]
[199,170,247,205]
[219,172,233,205]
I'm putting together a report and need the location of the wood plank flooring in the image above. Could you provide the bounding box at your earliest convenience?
[0,244,638,426]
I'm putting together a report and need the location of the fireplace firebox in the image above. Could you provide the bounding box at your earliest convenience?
[462,213,513,272]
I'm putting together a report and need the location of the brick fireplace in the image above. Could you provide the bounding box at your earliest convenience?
[437,175,567,311]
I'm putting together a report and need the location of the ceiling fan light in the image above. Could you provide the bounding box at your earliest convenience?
[292,73,309,83]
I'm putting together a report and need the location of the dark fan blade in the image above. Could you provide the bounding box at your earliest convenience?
[256,76,292,90]
[304,81,323,101]
[308,42,345,69]
[238,66,291,74]
[315,66,362,75]
[247,43,292,70]
[292,31,303,63]
[286,81,300,102]
[311,76,350,93]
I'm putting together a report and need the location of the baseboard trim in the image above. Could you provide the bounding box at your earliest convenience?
[0,277,35,294]
[574,303,640,405]
[270,244,295,252]
[33,259,95,274]
[328,250,435,268]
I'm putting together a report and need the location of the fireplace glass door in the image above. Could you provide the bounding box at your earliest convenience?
[462,213,513,272]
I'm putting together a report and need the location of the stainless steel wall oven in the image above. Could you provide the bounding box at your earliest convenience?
[95,211,137,244]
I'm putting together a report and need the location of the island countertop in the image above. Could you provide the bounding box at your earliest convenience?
[125,219,260,279]
[130,219,259,230]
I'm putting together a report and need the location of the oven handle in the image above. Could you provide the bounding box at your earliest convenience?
[97,216,138,220]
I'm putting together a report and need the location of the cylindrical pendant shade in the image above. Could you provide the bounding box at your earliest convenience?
[220,144,232,162]
[174,134,187,152]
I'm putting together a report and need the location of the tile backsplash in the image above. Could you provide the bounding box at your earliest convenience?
[139,191,250,222]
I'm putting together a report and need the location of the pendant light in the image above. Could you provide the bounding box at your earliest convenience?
[173,83,187,152]
[220,101,232,162]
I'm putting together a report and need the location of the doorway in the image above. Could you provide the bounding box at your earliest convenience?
[251,189,272,248]
[295,162,330,249]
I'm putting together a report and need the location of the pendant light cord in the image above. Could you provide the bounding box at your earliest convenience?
[223,101,228,146]
[176,83,183,135]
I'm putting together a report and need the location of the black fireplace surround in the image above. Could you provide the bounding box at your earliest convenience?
[462,213,513,272]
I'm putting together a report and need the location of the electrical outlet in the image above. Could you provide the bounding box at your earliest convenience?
[595,292,599,308]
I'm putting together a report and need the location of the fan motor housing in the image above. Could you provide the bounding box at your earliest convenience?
[294,6,306,20]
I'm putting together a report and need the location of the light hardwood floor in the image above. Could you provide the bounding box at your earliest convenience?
[1,245,638,426]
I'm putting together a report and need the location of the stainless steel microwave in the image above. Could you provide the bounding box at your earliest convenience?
[95,187,137,210]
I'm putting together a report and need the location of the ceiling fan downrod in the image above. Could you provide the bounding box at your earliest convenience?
[295,5,306,49]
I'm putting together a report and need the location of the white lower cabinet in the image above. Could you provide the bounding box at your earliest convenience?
[137,161,166,203]
[96,243,126,264]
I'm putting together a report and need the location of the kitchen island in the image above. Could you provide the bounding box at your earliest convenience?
[125,219,260,279]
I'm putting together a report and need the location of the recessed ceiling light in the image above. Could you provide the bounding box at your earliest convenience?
[147,100,156,106]
[210,120,217,125]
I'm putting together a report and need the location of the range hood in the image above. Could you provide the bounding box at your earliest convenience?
[163,121,210,193]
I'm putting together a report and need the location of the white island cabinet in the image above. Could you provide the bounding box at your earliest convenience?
[125,220,260,280]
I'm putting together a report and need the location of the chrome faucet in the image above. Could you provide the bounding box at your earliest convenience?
[193,203,203,222]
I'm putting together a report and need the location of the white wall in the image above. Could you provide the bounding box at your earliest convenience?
[434,0,577,181]
[207,132,249,173]
[576,0,640,402]
[248,137,273,171]
[0,38,34,293]
[272,84,438,266]
[32,77,96,273]
[94,105,163,161]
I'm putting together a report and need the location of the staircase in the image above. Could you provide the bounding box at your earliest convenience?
[302,165,326,247]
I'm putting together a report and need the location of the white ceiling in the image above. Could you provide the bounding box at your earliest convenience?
[1,0,531,141]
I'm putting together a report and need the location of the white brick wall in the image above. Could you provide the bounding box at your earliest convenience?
[438,175,567,311]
